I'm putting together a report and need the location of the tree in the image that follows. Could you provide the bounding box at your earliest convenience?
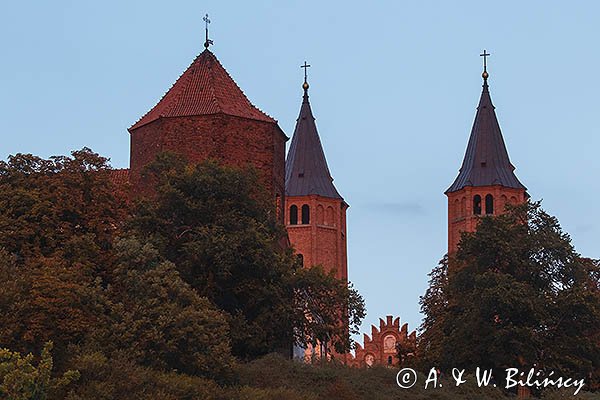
[0,149,128,269]
[419,201,600,389]
[0,149,128,369]
[128,153,365,359]
[0,149,235,382]
[291,265,365,356]
[101,237,235,381]
[0,342,79,400]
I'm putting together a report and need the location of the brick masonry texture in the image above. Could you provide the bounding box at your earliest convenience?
[129,113,287,222]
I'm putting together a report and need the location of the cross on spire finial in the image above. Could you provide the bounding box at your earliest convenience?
[480,49,491,80]
[301,61,311,82]
[203,13,213,49]
[301,61,311,93]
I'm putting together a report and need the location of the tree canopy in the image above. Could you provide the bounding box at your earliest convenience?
[0,148,365,398]
[128,153,365,359]
[419,202,600,390]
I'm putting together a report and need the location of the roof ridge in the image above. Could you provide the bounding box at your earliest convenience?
[129,50,276,131]
[206,52,223,113]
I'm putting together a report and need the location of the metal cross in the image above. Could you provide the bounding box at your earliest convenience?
[203,13,213,48]
[301,61,311,82]
[480,49,491,71]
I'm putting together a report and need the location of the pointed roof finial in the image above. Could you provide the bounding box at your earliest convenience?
[480,49,491,81]
[301,61,311,93]
[203,13,213,49]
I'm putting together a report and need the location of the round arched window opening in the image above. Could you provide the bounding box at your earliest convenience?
[301,204,310,224]
[289,205,298,225]
[485,194,494,215]
[473,195,482,215]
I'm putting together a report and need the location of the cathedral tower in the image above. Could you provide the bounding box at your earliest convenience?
[128,42,287,222]
[446,52,527,254]
[285,69,348,281]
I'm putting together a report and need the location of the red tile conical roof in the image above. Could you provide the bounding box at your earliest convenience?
[130,49,275,130]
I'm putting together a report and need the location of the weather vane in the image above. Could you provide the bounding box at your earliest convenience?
[301,61,311,91]
[480,49,490,80]
[203,13,213,49]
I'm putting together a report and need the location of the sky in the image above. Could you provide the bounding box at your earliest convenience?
[1,1,599,339]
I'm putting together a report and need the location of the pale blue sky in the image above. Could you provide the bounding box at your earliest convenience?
[1,1,599,337]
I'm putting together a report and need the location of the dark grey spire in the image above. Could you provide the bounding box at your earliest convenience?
[285,72,342,199]
[446,63,526,193]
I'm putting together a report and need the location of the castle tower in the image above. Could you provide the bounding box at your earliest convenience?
[128,42,287,222]
[446,52,527,254]
[285,69,348,281]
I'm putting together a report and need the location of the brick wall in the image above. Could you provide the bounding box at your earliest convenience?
[447,185,527,255]
[129,113,287,222]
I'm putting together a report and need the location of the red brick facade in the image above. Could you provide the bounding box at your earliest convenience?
[127,49,288,223]
[447,185,526,253]
[285,195,348,279]
[348,316,416,367]
[129,114,286,222]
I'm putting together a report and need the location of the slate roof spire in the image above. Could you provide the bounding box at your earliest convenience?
[446,53,526,193]
[285,66,342,199]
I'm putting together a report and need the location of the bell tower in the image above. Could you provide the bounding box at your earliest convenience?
[285,64,348,282]
[446,51,527,255]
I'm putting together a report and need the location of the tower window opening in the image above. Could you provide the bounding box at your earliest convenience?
[290,205,298,225]
[301,204,310,224]
[485,194,494,215]
[387,356,393,365]
[473,195,482,215]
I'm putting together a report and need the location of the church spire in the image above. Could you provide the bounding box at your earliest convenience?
[285,64,342,199]
[446,52,525,193]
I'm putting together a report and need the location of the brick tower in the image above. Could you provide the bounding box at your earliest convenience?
[128,44,287,221]
[446,53,527,254]
[285,72,348,281]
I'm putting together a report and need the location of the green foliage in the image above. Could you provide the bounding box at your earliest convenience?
[128,154,365,359]
[0,149,368,397]
[419,201,600,390]
[0,148,127,367]
[292,265,366,355]
[63,350,222,400]
[236,353,510,400]
[0,149,235,381]
[0,248,112,370]
[0,342,79,400]
[0,148,127,266]
[101,237,235,380]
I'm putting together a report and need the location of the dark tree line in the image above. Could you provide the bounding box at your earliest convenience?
[0,148,365,399]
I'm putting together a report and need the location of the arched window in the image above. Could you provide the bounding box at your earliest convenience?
[289,205,298,225]
[473,195,482,215]
[301,204,310,224]
[485,194,494,215]
[388,356,393,365]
